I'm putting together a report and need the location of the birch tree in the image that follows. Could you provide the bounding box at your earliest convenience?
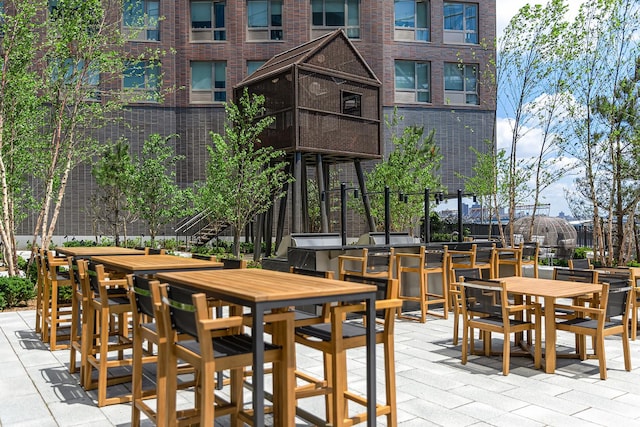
[497,0,568,244]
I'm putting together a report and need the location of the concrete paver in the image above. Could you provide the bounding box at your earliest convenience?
[2,306,640,426]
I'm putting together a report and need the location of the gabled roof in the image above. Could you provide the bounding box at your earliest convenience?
[236,29,380,88]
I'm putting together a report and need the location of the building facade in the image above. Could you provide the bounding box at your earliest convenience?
[26,0,496,241]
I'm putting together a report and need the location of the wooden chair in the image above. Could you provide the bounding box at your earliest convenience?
[554,281,632,379]
[492,243,524,277]
[338,247,395,280]
[568,258,593,270]
[128,274,196,427]
[41,250,73,350]
[395,245,449,322]
[294,275,402,426]
[449,268,482,346]
[82,262,134,406]
[69,257,88,375]
[459,277,542,375]
[157,283,294,426]
[598,269,640,340]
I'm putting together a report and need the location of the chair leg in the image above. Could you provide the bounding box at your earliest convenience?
[384,338,397,426]
[596,333,607,380]
[502,333,510,376]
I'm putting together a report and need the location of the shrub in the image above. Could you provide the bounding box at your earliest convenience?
[0,277,35,310]
[573,246,591,259]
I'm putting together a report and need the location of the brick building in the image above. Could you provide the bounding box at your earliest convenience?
[28,0,496,242]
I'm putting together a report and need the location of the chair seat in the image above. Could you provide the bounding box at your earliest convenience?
[473,316,532,328]
[296,321,383,341]
[177,334,280,358]
[557,318,623,329]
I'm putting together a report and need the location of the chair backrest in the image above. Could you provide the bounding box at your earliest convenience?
[568,258,592,270]
[553,268,598,283]
[453,268,482,282]
[289,266,334,280]
[598,272,631,285]
[221,258,247,269]
[474,243,495,264]
[460,277,504,317]
[163,284,199,339]
[86,261,103,294]
[521,242,539,260]
[343,274,398,301]
[425,246,448,267]
[68,256,85,296]
[601,282,632,319]
[448,243,476,266]
[128,274,158,319]
[365,247,395,273]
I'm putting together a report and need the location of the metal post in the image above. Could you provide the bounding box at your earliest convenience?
[425,188,430,243]
[341,183,347,246]
[384,186,390,245]
[457,189,463,242]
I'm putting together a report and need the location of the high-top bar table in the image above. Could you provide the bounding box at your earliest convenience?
[91,254,223,275]
[500,276,603,373]
[156,268,379,427]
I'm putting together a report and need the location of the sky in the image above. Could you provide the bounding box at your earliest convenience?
[494,0,583,217]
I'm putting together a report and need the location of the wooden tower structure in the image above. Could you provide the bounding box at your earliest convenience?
[234,30,382,250]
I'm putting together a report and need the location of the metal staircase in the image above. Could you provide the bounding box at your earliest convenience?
[175,210,229,247]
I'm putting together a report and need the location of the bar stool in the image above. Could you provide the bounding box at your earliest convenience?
[157,283,295,425]
[41,250,73,350]
[395,245,449,322]
[69,257,88,375]
[82,262,134,406]
[295,276,401,426]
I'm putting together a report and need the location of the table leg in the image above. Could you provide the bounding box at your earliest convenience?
[366,295,376,427]
[543,296,556,373]
[252,309,265,425]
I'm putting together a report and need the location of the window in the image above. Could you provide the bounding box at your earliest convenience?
[247,60,266,76]
[247,0,282,41]
[443,2,477,44]
[444,62,478,105]
[341,91,361,116]
[123,61,160,102]
[191,1,226,41]
[123,0,160,41]
[191,61,226,103]
[51,58,101,100]
[394,60,430,103]
[311,0,359,39]
[394,0,429,42]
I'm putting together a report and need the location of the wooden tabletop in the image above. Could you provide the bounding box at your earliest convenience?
[499,276,602,298]
[55,246,147,257]
[91,254,223,273]
[156,269,377,304]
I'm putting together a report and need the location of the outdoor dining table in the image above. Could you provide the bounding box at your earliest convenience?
[90,254,223,275]
[55,246,147,258]
[155,268,379,427]
[500,275,603,374]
